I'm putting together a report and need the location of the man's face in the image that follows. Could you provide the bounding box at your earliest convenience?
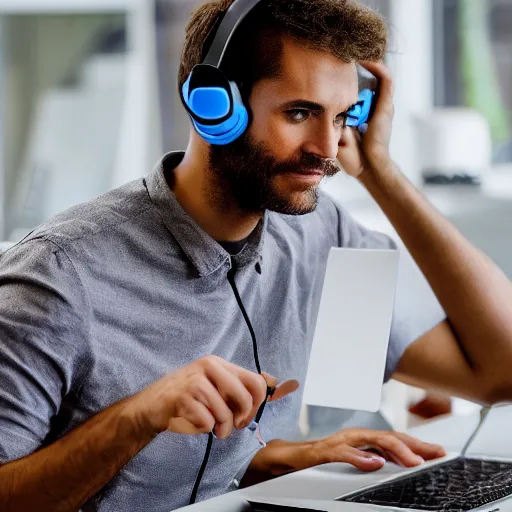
[209,37,359,215]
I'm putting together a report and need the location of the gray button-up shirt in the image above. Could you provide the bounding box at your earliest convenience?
[0,152,445,511]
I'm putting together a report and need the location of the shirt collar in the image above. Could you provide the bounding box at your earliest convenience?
[144,151,267,278]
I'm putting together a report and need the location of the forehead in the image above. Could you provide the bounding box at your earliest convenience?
[261,36,359,109]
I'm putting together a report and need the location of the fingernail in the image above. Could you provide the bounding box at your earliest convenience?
[416,456,425,465]
[363,455,386,464]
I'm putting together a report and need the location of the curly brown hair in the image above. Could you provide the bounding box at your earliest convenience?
[178,0,388,98]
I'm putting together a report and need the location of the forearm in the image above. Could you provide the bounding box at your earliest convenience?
[242,439,320,487]
[359,164,512,396]
[0,396,156,512]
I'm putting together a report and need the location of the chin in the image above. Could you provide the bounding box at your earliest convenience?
[266,187,319,215]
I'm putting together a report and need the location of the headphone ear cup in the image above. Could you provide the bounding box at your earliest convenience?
[181,69,249,145]
[345,89,375,129]
[358,89,375,125]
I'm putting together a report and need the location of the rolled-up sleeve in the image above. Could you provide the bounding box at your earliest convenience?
[0,238,90,462]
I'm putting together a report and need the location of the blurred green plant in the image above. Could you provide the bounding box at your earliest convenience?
[459,0,510,142]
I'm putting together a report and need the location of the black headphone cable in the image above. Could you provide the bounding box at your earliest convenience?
[189,265,273,505]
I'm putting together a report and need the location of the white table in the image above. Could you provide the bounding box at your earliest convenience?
[176,406,512,511]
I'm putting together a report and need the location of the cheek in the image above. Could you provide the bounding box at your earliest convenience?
[249,111,305,159]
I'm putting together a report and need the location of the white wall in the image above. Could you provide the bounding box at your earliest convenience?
[111,0,162,187]
[388,0,435,186]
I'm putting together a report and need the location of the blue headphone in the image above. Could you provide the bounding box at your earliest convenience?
[180,0,377,145]
[345,89,377,129]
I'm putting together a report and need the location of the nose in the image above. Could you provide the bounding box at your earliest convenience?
[301,118,341,161]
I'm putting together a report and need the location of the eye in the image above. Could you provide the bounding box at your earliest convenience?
[285,109,311,122]
[334,113,348,128]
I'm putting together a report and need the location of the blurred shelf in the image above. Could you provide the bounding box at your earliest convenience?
[328,168,512,227]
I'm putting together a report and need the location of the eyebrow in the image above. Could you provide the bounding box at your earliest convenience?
[280,100,325,112]
[280,99,358,115]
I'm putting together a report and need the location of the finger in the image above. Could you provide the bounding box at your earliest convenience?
[339,124,358,148]
[358,60,394,116]
[358,60,393,93]
[371,434,425,468]
[225,363,270,426]
[337,129,365,177]
[236,372,300,429]
[215,359,268,407]
[355,444,390,460]
[232,372,274,429]
[268,379,300,402]
[337,445,386,472]
[168,400,215,435]
[261,372,278,389]
[261,372,300,401]
[203,360,255,428]
[260,372,300,402]
[358,60,391,77]
[393,432,447,460]
[214,361,268,428]
[194,378,234,439]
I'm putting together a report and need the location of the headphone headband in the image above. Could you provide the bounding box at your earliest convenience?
[203,0,263,69]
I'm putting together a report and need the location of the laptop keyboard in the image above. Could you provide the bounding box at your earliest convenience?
[339,457,512,511]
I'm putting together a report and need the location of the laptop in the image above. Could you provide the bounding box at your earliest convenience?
[180,251,512,512]
[245,405,512,512]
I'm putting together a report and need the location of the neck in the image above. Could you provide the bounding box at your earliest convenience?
[171,133,262,242]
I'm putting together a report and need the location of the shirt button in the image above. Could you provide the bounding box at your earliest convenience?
[255,262,262,274]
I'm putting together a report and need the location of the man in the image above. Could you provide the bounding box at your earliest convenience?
[1,0,512,511]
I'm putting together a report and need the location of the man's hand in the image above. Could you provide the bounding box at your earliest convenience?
[128,355,299,439]
[243,428,446,486]
[337,61,395,179]
[314,428,446,471]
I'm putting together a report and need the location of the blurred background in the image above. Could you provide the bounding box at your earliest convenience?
[0,0,511,433]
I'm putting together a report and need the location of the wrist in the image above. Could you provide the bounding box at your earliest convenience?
[243,439,328,488]
[305,438,331,467]
[283,440,324,473]
[259,440,325,477]
[121,392,162,440]
[312,436,340,465]
[358,158,398,188]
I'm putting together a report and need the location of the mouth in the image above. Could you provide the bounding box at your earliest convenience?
[280,170,324,185]
[295,169,325,176]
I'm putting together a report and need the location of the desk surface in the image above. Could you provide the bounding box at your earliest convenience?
[177,407,512,511]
